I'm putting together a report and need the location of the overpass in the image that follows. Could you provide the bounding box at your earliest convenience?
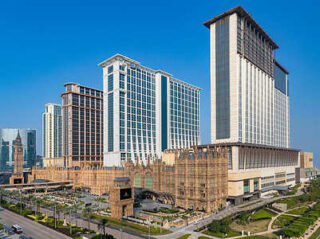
[0,180,73,193]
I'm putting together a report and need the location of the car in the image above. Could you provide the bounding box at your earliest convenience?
[12,224,23,234]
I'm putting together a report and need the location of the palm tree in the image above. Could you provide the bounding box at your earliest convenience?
[56,204,63,221]
[98,218,108,238]
[82,207,92,230]
[72,204,80,227]
[35,198,43,216]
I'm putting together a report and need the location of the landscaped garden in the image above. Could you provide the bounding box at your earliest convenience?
[202,207,276,238]
[309,225,320,239]
[282,202,320,237]
[286,206,308,215]
[275,179,320,237]
[91,213,171,235]
[272,214,296,228]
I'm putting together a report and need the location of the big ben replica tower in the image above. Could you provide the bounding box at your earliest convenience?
[9,131,24,184]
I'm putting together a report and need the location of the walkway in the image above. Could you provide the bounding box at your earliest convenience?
[156,189,304,239]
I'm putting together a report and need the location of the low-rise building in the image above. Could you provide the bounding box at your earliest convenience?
[296,152,320,183]
[196,143,299,205]
[29,145,228,213]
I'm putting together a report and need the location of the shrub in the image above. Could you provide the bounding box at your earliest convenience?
[159,208,179,214]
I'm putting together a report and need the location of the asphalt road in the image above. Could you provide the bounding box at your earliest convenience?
[0,207,71,239]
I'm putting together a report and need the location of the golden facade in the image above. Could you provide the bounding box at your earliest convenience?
[29,146,228,213]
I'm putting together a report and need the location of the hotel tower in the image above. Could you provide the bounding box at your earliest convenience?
[204,6,290,148]
[99,54,200,167]
[204,6,297,204]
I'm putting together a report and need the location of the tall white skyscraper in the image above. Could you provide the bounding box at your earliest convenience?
[99,54,200,166]
[204,6,290,148]
[42,103,62,159]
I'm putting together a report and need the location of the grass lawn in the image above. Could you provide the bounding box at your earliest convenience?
[230,219,270,233]
[309,226,320,239]
[286,206,308,215]
[204,230,241,238]
[92,213,171,235]
[272,215,296,228]
[274,196,309,209]
[176,234,191,239]
[251,209,275,220]
[198,237,211,239]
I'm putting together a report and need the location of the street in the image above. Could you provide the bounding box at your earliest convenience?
[0,207,71,239]
[2,195,147,239]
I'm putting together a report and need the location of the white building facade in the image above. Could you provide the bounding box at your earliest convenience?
[204,6,297,203]
[42,103,62,159]
[99,54,200,167]
[205,7,290,148]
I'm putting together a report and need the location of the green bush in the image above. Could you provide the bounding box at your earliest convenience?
[159,207,179,214]
[286,206,308,215]
[237,212,251,224]
[273,215,296,227]
[208,216,233,235]
[283,201,320,237]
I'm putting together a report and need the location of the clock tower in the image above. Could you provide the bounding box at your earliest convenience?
[9,131,25,184]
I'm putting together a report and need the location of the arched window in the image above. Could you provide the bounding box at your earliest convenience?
[145,173,153,189]
[134,174,142,188]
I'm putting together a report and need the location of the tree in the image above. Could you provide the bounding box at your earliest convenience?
[82,207,93,230]
[72,204,80,227]
[98,218,108,238]
[0,188,6,205]
[56,204,63,221]
[35,198,43,216]
[209,220,220,233]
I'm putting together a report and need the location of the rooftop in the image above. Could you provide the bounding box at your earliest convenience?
[274,60,290,75]
[195,142,300,152]
[98,54,201,91]
[203,5,279,49]
[63,82,103,93]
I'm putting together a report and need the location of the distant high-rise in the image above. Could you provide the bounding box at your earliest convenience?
[42,103,62,159]
[61,83,103,167]
[0,128,36,172]
[204,6,290,148]
[99,54,200,166]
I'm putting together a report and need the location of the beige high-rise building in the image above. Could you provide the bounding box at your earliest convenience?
[42,103,62,160]
[204,5,290,148]
[61,83,103,167]
[204,6,299,204]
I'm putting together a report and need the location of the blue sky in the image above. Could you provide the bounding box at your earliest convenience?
[0,0,319,166]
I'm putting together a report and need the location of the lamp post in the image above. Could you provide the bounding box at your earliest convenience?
[19,192,22,215]
[148,217,151,239]
[69,207,72,236]
[54,204,57,229]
